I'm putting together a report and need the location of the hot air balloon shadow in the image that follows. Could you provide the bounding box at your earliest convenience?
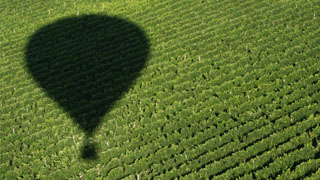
[25,15,149,159]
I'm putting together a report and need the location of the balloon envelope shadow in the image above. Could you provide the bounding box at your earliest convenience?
[25,15,149,159]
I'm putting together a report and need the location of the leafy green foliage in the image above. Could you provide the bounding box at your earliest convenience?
[1,0,320,179]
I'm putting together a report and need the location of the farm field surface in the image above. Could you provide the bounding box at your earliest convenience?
[1,0,320,179]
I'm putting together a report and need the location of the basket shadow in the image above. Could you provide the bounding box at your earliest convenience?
[25,15,149,159]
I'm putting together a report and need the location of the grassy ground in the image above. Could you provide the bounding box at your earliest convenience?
[1,0,320,179]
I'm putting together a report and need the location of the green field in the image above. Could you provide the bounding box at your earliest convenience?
[1,0,320,179]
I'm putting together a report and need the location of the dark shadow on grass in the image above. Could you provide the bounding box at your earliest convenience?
[25,15,149,159]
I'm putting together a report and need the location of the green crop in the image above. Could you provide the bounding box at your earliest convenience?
[1,0,320,179]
